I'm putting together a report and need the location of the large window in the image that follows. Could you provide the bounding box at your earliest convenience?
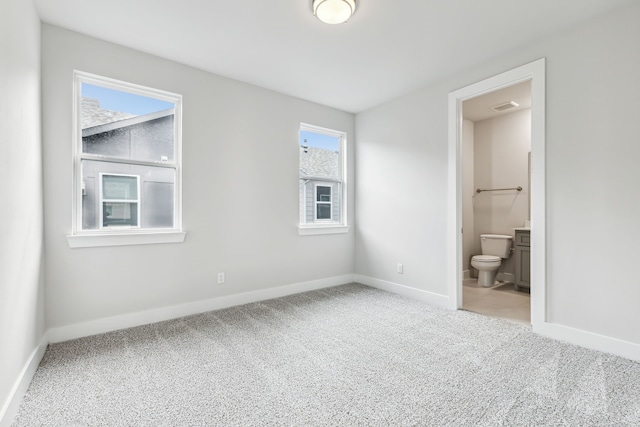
[299,123,348,234]
[69,71,184,247]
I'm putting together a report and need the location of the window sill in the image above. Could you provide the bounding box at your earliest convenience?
[66,231,187,248]
[298,225,350,236]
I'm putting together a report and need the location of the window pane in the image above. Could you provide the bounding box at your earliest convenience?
[81,83,175,163]
[103,202,138,227]
[316,186,331,202]
[82,160,174,230]
[317,203,331,220]
[102,175,138,200]
[300,130,340,180]
[143,180,174,228]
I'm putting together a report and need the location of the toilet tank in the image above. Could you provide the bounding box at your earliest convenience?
[480,234,513,258]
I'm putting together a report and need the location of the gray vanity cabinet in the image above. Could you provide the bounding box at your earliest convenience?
[515,230,530,291]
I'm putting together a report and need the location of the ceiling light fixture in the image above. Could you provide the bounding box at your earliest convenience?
[313,0,356,25]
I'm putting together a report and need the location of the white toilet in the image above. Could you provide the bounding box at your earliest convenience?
[471,234,513,287]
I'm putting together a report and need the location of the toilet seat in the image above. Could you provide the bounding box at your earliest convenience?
[471,255,500,262]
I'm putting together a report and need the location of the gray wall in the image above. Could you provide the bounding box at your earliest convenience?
[83,115,175,162]
[0,0,45,417]
[355,3,640,344]
[42,25,355,330]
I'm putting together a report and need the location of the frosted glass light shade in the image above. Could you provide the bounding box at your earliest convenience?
[313,0,356,25]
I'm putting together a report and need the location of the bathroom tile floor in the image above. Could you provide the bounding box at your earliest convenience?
[462,278,530,325]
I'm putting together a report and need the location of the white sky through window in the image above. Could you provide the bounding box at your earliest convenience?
[300,130,339,151]
[82,83,174,116]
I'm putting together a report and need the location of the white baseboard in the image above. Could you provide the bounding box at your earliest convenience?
[0,334,48,427]
[48,274,355,343]
[534,321,640,362]
[354,275,449,308]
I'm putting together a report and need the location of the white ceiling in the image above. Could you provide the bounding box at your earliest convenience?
[35,0,635,113]
[463,81,531,122]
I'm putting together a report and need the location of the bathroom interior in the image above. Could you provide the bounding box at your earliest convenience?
[461,81,532,324]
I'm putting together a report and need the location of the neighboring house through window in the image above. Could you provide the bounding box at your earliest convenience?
[315,184,332,220]
[100,173,140,228]
[299,123,348,234]
[68,71,185,248]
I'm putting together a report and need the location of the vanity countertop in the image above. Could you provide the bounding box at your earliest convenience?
[513,227,530,231]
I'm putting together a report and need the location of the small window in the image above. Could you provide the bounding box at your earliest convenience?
[100,174,140,228]
[315,185,333,220]
[72,71,183,241]
[299,123,348,233]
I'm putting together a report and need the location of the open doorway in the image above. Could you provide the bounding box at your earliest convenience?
[447,59,546,329]
[460,81,531,324]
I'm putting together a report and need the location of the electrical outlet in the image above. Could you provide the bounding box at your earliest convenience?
[217,272,225,284]
[397,263,404,274]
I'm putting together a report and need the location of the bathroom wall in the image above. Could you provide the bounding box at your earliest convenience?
[472,109,531,279]
[461,119,475,276]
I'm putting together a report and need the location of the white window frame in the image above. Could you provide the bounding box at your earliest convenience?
[99,173,141,229]
[314,183,333,221]
[299,123,349,235]
[67,71,186,248]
